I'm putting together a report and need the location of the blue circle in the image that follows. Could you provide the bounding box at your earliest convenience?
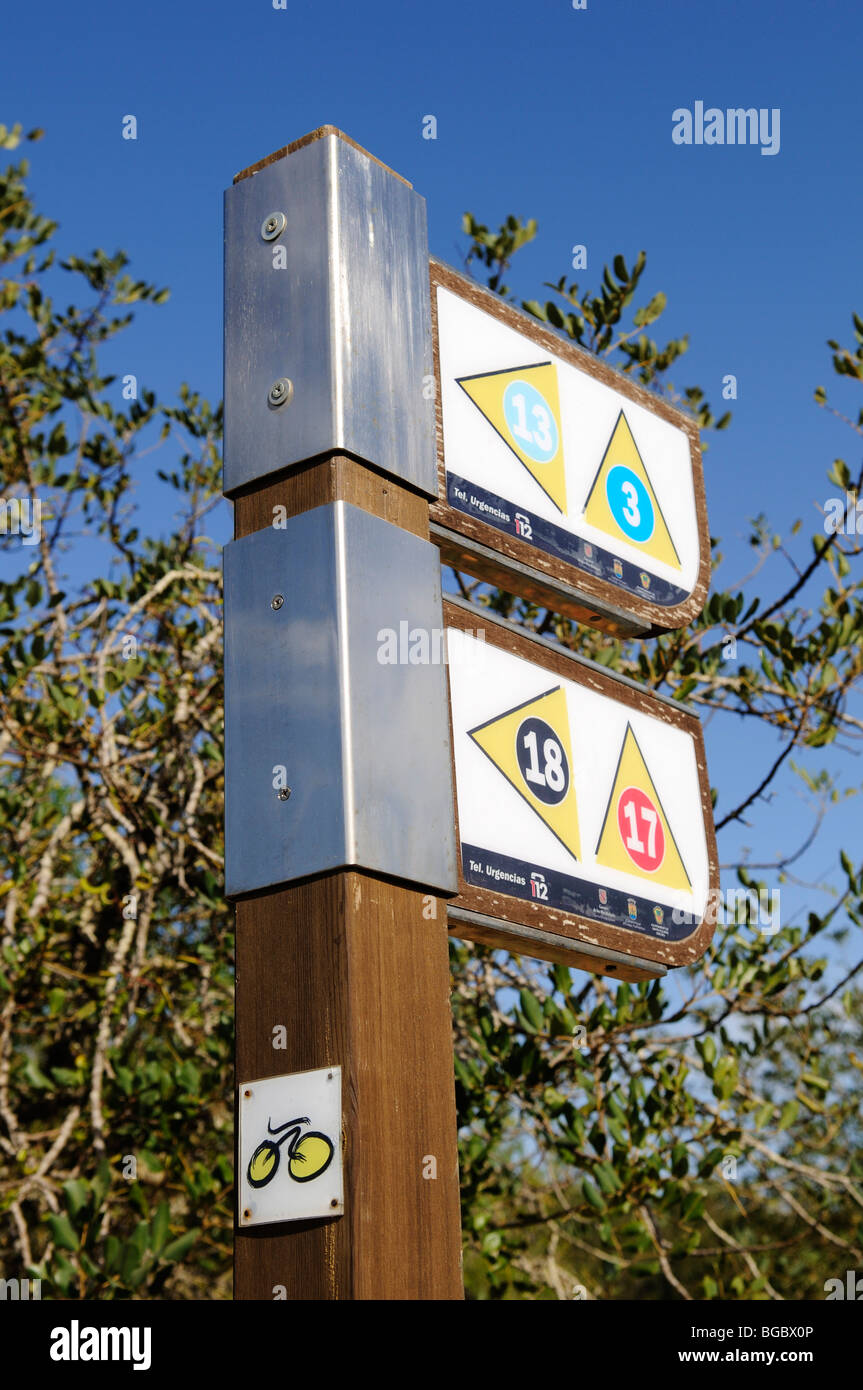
[605,465,655,543]
[502,380,558,465]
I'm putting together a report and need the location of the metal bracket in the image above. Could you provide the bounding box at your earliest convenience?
[223,131,436,498]
[223,502,458,898]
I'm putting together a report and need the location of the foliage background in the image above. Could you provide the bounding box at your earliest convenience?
[1,127,861,1299]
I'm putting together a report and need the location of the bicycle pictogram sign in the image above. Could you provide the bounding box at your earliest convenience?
[247,1114,335,1189]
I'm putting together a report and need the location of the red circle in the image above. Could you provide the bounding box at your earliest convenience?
[616,786,665,873]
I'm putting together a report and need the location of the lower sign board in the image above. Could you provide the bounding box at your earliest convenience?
[444,599,718,980]
[429,259,711,638]
[238,1066,343,1227]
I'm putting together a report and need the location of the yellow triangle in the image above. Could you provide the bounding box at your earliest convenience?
[468,686,581,861]
[594,724,691,890]
[582,411,681,568]
[458,362,568,514]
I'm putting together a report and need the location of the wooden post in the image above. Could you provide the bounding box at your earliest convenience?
[225,135,463,1300]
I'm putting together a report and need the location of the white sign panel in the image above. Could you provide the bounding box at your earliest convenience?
[434,271,707,630]
[447,625,714,960]
[238,1066,343,1227]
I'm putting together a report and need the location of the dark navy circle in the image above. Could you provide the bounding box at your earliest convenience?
[516,716,569,805]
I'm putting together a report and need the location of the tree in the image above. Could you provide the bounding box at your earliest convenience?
[0,125,230,1298]
[0,130,860,1300]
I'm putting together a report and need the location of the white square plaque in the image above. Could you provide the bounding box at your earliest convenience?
[238,1066,343,1227]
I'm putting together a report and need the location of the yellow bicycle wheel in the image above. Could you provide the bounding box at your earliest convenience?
[248,1139,280,1189]
[288,1132,334,1184]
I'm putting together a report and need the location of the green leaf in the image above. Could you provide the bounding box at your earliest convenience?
[48,988,67,1015]
[518,989,544,1032]
[23,1054,54,1091]
[606,1116,626,1145]
[115,1065,134,1095]
[47,1212,79,1252]
[713,1055,738,1100]
[481,1230,502,1257]
[681,1192,703,1221]
[49,1067,80,1087]
[595,1163,619,1195]
[121,1241,145,1286]
[801,1072,829,1092]
[160,1229,200,1263]
[582,1177,605,1211]
[151,1201,170,1254]
[177,1060,201,1092]
[671,1143,689,1177]
[63,1179,90,1218]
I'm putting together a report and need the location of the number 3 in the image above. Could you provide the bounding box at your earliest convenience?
[621,481,640,528]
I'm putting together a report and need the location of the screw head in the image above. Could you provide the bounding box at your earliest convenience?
[261,211,287,241]
[267,377,293,408]
[243,1208,252,1220]
[243,1088,252,1099]
[277,787,291,802]
[330,1199,339,1209]
[271,594,284,611]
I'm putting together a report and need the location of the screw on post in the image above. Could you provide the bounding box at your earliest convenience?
[271,594,284,611]
[267,378,293,408]
[261,211,287,241]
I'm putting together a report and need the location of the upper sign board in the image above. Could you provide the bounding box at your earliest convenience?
[444,599,718,979]
[429,260,711,637]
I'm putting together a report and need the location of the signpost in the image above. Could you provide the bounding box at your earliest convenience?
[224,128,463,1301]
[223,125,718,1301]
[444,598,718,980]
[429,260,711,637]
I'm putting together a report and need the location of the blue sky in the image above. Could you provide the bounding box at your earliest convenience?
[3,0,862,969]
